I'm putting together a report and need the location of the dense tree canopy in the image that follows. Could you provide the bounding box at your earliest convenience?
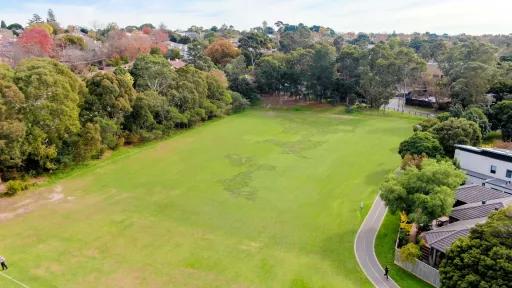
[204,38,240,66]
[430,118,482,156]
[440,206,512,288]
[380,159,465,226]
[398,132,444,158]
[490,100,512,141]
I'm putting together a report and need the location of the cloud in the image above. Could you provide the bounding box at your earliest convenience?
[1,0,510,35]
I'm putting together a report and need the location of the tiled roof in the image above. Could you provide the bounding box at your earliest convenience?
[456,184,509,204]
[423,218,487,252]
[430,229,471,253]
[450,197,512,221]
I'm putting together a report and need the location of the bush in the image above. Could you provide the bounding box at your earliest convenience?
[346,103,368,113]
[398,132,444,158]
[413,118,440,132]
[399,243,421,263]
[4,180,29,196]
[230,91,250,113]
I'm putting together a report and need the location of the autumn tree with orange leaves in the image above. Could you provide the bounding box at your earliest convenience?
[204,38,240,66]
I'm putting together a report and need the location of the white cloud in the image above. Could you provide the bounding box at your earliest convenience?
[1,0,511,35]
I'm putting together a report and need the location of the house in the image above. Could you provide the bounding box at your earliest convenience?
[420,185,512,268]
[165,41,189,59]
[454,145,512,194]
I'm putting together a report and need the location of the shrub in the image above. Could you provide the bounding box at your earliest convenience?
[230,91,250,113]
[346,103,368,113]
[398,132,444,158]
[399,243,421,263]
[413,118,440,132]
[4,180,29,196]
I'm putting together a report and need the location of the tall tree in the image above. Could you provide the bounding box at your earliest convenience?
[238,31,272,66]
[130,53,177,94]
[306,43,336,102]
[14,58,86,171]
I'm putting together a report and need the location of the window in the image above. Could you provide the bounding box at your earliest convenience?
[490,165,497,174]
[507,169,512,179]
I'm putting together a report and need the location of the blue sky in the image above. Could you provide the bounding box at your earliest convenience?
[1,0,511,34]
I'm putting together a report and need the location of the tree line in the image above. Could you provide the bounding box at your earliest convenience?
[0,51,248,186]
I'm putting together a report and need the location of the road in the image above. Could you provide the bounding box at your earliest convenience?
[355,194,399,288]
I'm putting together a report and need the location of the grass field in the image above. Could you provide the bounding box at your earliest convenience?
[0,108,417,287]
[375,212,434,288]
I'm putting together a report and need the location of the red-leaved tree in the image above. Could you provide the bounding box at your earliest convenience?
[18,27,54,56]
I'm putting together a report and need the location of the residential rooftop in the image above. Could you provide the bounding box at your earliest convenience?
[456,184,510,204]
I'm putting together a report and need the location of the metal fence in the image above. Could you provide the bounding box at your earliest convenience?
[394,249,441,287]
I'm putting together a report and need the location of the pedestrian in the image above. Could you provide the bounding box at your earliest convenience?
[0,256,7,271]
[384,265,389,280]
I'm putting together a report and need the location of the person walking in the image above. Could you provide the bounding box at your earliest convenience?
[0,256,8,270]
[384,265,389,280]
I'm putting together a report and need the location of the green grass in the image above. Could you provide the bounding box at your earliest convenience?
[375,212,434,288]
[0,108,417,287]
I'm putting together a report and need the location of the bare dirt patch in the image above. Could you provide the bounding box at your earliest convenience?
[0,185,70,222]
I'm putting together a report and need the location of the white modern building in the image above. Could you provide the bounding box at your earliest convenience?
[454,145,512,194]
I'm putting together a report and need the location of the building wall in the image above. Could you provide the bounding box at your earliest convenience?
[455,149,512,182]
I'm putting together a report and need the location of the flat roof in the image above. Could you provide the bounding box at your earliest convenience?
[455,145,512,163]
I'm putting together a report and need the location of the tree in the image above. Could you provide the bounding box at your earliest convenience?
[18,27,54,56]
[14,58,86,171]
[399,243,421,263]
[439,40,498,106]
[238,31,272,66]
[380,159,465,226]
[28,14,43,25]
[449,62,495,107]
[306,44,336,102]
[490,100,512,141]
[204,38,241,66]
[46,9,60,34]
[398,132,444,158]
[82,71,136,123]
[461,107,490,137]
[187,41,215,71]
[255,55,284,94]
[130,53,177,94]
[73,123,101,163]
[439,206,512,288]
[358,43,402,108]
[431,118,482,155]
[1,20,6,29]
[278,23,313,52]
[336,45,364,104]
[0,78,27,180]
[230,91,250,113]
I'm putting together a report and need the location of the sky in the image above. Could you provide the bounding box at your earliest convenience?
[1,0,511,35]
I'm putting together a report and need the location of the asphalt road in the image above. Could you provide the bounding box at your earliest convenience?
[355,194,399,288]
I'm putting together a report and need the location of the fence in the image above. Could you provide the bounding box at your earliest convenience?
[394,249,441,287]
[382,106,436,118]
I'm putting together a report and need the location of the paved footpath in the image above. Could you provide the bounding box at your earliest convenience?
[355,194,399,288]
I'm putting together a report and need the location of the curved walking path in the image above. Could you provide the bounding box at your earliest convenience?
[355,194,399,288]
